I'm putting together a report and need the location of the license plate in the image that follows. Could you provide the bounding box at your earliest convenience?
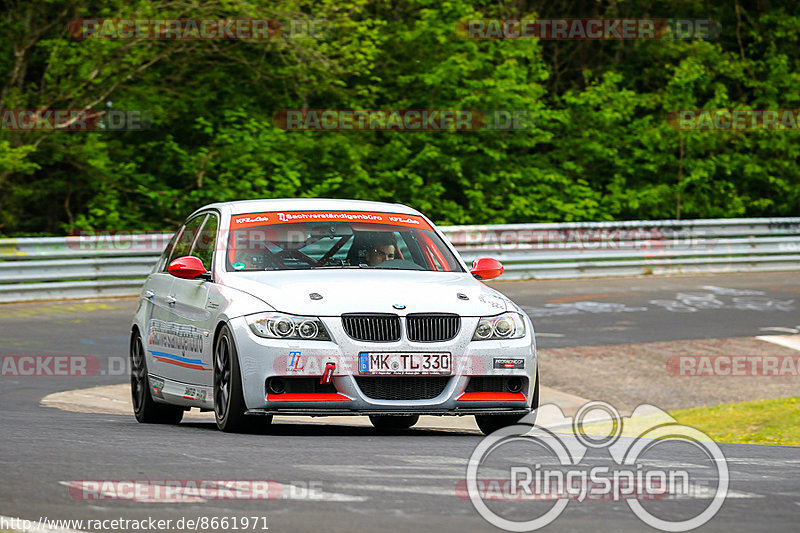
[358,352,452,375]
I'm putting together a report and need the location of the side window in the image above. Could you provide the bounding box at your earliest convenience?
[191,214,218,270]
[158,231,181,272]
[167,215,206,266]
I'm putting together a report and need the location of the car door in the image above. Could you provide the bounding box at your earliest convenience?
[142,231,181,361]
[147,214,211,384]
[162,212,219,387]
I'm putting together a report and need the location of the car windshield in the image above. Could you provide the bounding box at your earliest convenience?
[226,210,463,272]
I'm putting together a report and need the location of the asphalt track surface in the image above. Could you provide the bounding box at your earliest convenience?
[1,271,799,532]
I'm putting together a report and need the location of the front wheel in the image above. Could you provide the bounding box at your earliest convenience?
[475,370,540,435]
[475,413,525,435]
[130,331,184,424]
[214,324,252,432]
[369,414,420,430]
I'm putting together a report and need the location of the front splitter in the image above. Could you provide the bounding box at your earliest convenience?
[245,408,531,416]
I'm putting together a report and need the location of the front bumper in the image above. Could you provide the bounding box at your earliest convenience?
[230,315,537,414]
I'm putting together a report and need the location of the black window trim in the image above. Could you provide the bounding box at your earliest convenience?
[190,211,220,274]
[165,213,206,268]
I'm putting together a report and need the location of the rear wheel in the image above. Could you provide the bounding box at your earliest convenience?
[130,331,184,424]
[475,370,539,435]
[369,414,420,430]
[214,324,253,432]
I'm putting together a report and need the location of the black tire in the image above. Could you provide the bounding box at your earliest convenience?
[475,370,540,435]
[130,330,184,424]
[475,413,524,435]
[213,324,251,432]
[369,414,420,430]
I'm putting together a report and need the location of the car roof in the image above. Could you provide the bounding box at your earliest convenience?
[197,198,423,217]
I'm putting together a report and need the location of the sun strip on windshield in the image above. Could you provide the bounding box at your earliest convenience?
[230,210,433,231]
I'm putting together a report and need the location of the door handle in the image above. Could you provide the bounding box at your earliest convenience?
[143,290,155,300]
[166,295,177,306]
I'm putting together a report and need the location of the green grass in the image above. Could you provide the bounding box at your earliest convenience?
[669,397,800,446]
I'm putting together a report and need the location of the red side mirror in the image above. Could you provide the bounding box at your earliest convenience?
[471,257,504,281]
[168,256,209,280]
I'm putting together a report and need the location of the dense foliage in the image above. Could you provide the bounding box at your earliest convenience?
[1,0,798,235]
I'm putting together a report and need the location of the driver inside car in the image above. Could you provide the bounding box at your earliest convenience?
[364,234,397,266]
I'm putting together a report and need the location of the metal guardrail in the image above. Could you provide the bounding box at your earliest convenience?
[1,218,799,302]
[443,218,800,279]
[0,234,171,303]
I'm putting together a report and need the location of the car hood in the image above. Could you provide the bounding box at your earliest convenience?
[219,269,509,317]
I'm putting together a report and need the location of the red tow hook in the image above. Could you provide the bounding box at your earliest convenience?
[321,362,336,385]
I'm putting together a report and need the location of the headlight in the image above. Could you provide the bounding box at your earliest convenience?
[472,312,526,340]
[247,312,331,341]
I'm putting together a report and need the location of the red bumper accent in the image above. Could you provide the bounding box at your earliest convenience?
[267,393,352,402]
[457,392,526,402]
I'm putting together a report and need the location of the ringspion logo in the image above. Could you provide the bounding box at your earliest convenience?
[463,401,728,531]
